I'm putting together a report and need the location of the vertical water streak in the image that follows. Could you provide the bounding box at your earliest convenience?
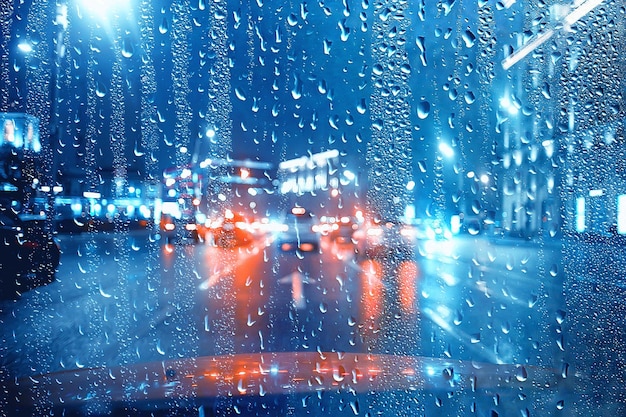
[366,2,413,221]
[139,0,160,195]
[109,21,135,376]
[205,0,233,214]
[365,3,418,415]
[0,2,14,110]
[169,1,200,373]
[171,0,193,170]
[0,1,10,389]
[138,0,162,372]
[25,1,51,162]
[22,2,54,413]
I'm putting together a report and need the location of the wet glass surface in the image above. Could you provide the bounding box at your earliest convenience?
[1,1,625,416]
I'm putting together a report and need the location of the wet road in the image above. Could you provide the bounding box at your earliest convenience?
[1,228,615,415]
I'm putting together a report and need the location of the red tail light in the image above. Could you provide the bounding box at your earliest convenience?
[22,241,40,249]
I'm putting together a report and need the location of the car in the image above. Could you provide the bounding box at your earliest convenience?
[207,210,254,248]
[276,207,321,253]
[363,219,416,260]
[159,213,200,244]
[0,206,60,294]
[328,215,361,245]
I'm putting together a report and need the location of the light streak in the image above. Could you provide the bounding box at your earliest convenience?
[502,0,605,70]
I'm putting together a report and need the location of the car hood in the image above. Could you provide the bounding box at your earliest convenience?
[8,351,564,410]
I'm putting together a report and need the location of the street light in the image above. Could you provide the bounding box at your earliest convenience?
[502,0,605,70]
[192,127,216,165]
[438,142,454,159]
[17,41,33,54]
[499,96,520,116]
[77,0,129,21]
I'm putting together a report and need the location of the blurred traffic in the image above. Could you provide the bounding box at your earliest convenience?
[0,205,60,295]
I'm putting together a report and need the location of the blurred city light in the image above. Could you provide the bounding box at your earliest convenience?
[502,0,605,70]
[78,0,126,17]
[438,142,454,158]
[17,41,33,53]
[499,96,520,115]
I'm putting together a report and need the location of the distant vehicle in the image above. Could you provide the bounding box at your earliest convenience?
[363,219,416,260]
[55,214,91,234]
[0,206,60,293]
[207,210,254,248]
[159,213,200,244]
[276,207,320,253]
[328,215,361,245]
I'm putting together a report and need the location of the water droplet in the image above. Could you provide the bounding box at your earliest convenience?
[542,82,551,99]
[121,37,134,58]
[99,284,112,298]
[462,29,476,47]
[159,17,169,34]
[156,340,165,355]
[235,87,246,101]
[442,0,456,15]
[467,223,481,236]
[556,335,565,351]
[349,399,359,415]
[417,101,430,119]
[471,199,482,215]
[237,378,246,394]
[291,74,302,99]
[549,264,558,277]
[95,81,108,98]
[470,333,480,343]
[515,365,528,382]
[356,98,367,114]
[287,13,298,26]
[333,365,345,382]
[501,321,510,334]
[453,310,463,325]
[339,19,350,41]
[319,302,328,313]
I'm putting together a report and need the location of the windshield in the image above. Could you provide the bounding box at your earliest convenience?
[1,0,624,416]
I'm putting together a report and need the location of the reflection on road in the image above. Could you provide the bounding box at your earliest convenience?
[14,351,562,409]
[0,230,568,415]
